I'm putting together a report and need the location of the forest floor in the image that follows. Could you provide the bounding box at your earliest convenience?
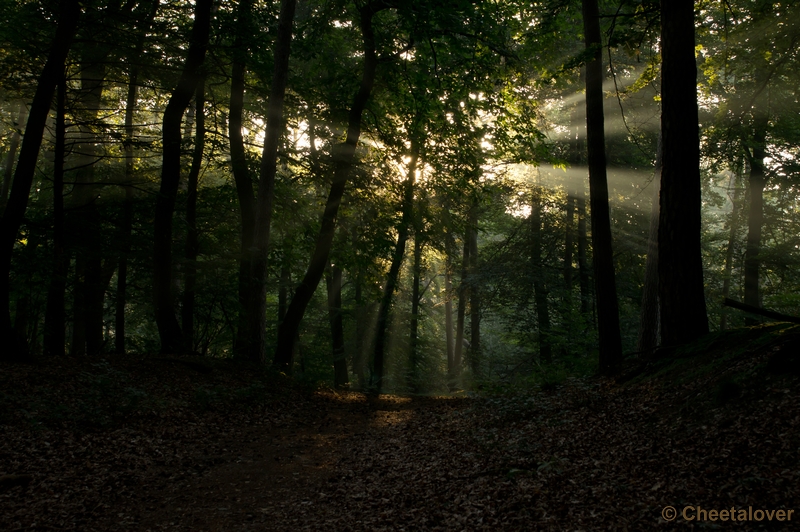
[2,324,800,531]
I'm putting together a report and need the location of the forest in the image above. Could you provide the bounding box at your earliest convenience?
[1,0,799,529]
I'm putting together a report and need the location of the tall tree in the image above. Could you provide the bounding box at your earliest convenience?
[182,80,206,352]
[372,136,419,392]
[530,185,551,362]
[0,104,25,210]
[242,0,298,362]
[326,263,348,387]
[115,0,160,354]
[153,0,212,354]
[743,109,768,323]
[0,0,81,361]
[582,0,622,374]
[274,1,389,372]
[637,135,662,355]
[229,0,257,357]
[658,0,709,345]
[43,73,68,356]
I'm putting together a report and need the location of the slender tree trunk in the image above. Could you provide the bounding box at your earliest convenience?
[279,262,290,323]
[44,73,68,357]
[577,193,591,319]
[229,0,258,357]
[372,138,419,392]
[1,104,25,210]
[353,276,367,388]
[454,234,469,382]
[0,0,81,360]
[582,0,622,374]
[444,249,455,386]
[115,0,158,355]
[70,30,114,356]
[182,80,205,353]
[563,195,575,298]
[720,172,743,330]
[326,264,348,387]
[743,113,767,325]
[468,209,480,377]
[637,134,662,355]
[274,3,385,371]
[115,76,137,355]
[658,0,709,345]
[153,0,211,354]
[531,186,552,363]
[409,236,422,392]
[242,0,299,362]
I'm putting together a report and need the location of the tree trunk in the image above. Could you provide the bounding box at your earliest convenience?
[531,186,552,363]
[326,264,348,387]
[1,104,25,210]
[229,0,258,358]
[743,113,768,325]
[372,137,419,392]
[242,0,298,362]
[658,0,709,345]
[115,0,158,355]
[468,206,480,377]
[0,0,81,360]
[409,236,422,392]
[43,74,68,357]
[636,134,662,355]
[563,194,575,300]
[182,80,205,353]
[274,3,385,371]
[577,190,591,320]
[353,276,367,389]
[720,172,743,330]
[582,0,622,374]
[153,0,211,354]
[444,249,455,387]
[454,234,469,383]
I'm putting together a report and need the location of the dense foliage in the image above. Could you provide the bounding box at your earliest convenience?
[0,0,798,392]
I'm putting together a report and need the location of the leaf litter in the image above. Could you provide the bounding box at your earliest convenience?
[1,339,798,531]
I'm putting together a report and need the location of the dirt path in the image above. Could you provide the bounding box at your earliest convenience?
[133,394,461,531]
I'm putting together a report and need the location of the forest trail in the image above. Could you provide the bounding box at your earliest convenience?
[137,394,461,531]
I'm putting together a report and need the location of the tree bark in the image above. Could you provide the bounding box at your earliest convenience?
[240,0,299,362]
[636,134,662,355]
[326,264,348,387]
[720,172,743,330]
[454,233,469,383]
[1,104,25,210]
[582,0,622,374]
[182,80,205,353]
[0,0,81,360]
[43,73,68,357]
[409,235,422,391]
[71,35,111,356]
[577,190,591,320]
[444,245,455,385]
[563,194,575,299]
[658,0,709,345]
[531,186,552,363]
[468,205,480,377]
[743,112,768,325]
[153,0,212,354]
[273,2,386,372]
[372,137,419,392]
[115,0,158,355]
[228,0,258,358]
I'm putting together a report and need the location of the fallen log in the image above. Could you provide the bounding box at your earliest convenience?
[723,298,800,325]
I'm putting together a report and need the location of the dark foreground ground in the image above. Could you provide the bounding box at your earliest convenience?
[2,324,799,530]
